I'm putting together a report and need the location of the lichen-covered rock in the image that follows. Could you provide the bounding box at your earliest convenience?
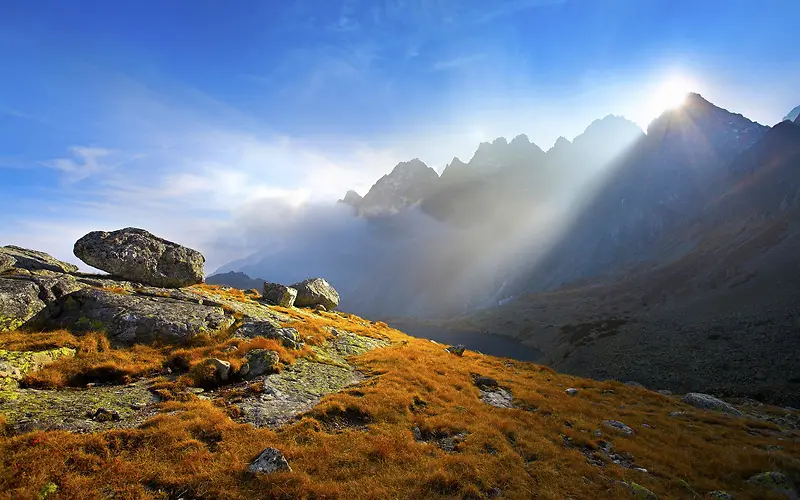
[247,448,292,474]
[0,347,76,389]
[0,380,156,433]
[682,393,743,416]
[747,471,798,499]
[628,482,657,500]
[234,318,300,349]
[0,272,87,332]
[243,349,280,378]
[232,331,388,427]
[262,282,297,308]
[0,252,15,273]
[73,228,205,288]
[290,278,339,310]
[0,245,78,273]
[0,277,46,332]
[481,387,514,408]
[35,288,234,344]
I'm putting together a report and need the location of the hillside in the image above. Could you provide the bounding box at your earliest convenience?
[2,233,800,499]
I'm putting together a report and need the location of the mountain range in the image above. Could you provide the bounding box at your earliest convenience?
[214,94,800,403]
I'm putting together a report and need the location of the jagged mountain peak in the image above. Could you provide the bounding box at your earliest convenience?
[338,190,363,208]
[510,134,531,145]
[786,105,800,122]
[549,136,571,151]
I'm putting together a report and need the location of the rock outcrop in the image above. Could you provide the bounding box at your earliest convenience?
[74,228,205,288]
[291,278,339,310]
[0,246,79,274]
[35,287,235,344]
[263,282,297,308]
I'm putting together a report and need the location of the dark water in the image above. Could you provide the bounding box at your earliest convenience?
[390,323,543,362]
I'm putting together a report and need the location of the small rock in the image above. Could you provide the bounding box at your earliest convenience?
[244,349,280,378]
[709,492,733,500]
[625,381,644,388]
[487,487,502,498]
[247,447,292,474]
[312,304,327,312]
[682,393,743,416]
[668,411,685,417]
[657,390,672,396]
[746,471,797,499]
[262,282,297,308]
[642,423,653,429]
[481,388,514,409]
[565,388,579,396]
[193,358,231,386]
[603,420,634,436]
[446,344,466,356]
[88,408,121,422]
[412,426,423,441]
[629,482,657,499]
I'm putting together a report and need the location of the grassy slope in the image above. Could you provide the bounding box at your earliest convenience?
[0,291,798,499]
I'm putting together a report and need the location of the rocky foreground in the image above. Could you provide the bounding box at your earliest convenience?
[1,230,799,499]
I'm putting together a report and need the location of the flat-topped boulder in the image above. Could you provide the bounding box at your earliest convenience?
[34,288,234,344]
[73,228,205,288]
[291,278,340,310]
[0,246,78,274]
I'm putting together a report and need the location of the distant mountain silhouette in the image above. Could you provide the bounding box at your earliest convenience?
[357,159,439,217]
[206,271,265,291]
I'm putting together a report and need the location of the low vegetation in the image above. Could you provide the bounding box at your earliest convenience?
[0,303,798,499]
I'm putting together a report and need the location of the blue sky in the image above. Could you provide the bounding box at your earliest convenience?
[1,0,798,270]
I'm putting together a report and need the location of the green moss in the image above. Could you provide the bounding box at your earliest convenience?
[76,316,106,331]
[38,482,58,499]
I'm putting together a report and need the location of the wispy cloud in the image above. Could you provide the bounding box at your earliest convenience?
[475,0,567,24]
[432,54,486,71]
[42,146,116,183]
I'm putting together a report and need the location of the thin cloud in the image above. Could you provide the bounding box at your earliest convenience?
[42,146,115,183]
[476,0,567,24]
[432,54,486,71]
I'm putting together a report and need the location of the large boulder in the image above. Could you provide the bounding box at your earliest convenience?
[0,278,46,332]
[73,228,205,288]
[34,288,234,344]
[0,246,78,274]
[290,278,339,310]
[0,274,86,332]
[262,282,297,308]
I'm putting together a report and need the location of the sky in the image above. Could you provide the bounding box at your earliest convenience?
[1,0,799,271]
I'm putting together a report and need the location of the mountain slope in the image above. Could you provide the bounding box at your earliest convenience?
[1,296,799,499]
[450,120,800,406]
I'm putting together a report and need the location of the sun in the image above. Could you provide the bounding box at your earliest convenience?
[651,75,693,113]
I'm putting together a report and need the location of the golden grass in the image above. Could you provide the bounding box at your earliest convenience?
[1,313,798,499]
[0,328,312,390]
